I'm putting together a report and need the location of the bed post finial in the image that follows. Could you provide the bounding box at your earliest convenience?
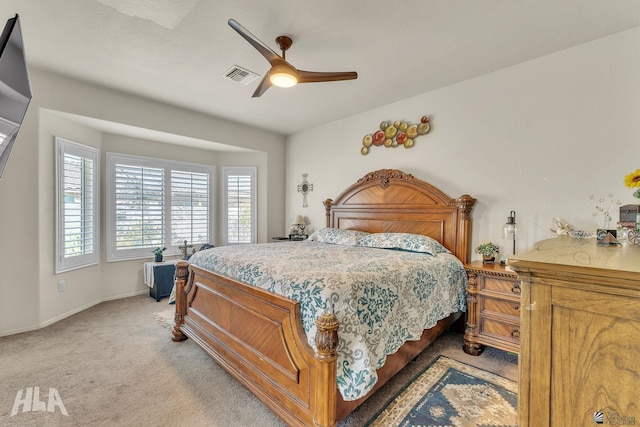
[323,199,333,228]
[455,194,477,264]
[455,194,476,220]
[313,311,339,427]
[172,261,190,342]
[315,311,339,360]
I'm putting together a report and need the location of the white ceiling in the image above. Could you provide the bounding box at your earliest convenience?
[3,0,640,137]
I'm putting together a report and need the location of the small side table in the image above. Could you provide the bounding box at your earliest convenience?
[463,261,521,355]
[144,259,180,302]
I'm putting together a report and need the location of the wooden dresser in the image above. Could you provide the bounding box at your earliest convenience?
[509,236,640,427]
[463,261,521,355]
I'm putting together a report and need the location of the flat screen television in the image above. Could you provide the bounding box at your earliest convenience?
[0,14,32,180]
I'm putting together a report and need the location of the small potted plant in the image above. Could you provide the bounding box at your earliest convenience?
[152,247,166,262]
[475,242,500,264]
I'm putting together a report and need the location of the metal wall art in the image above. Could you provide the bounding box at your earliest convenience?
[297,173,313,208]
[361,115,431,155]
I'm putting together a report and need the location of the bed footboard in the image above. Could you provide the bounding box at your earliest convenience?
[172,261,340,427]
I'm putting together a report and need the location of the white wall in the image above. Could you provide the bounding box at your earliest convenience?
[0,67,286,336]
[286,27,640,261]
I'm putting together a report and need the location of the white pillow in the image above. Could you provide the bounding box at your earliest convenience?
[357,233,450,255]
[307,228,369,246]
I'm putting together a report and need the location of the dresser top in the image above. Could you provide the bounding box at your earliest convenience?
[508,235,640,274]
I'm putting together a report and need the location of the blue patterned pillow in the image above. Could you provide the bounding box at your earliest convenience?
[357,233,450,255]
[308,228,369,246]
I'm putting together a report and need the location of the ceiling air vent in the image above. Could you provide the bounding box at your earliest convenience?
[223,65,259,85]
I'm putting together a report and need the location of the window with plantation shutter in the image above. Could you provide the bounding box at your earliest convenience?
[55,137,99,273]
[223,167,256,245]
[107,153,214,261]
[171,170,209,245]
[114,163,165,251]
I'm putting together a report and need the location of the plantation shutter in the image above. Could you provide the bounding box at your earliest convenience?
[171,170,209,245]
[62,153,96,256]
[224,167,256,244]
[114,164,164,250]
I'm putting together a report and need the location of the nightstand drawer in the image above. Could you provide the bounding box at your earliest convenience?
[481,276,521,295]
[482,297,520,318]
[481,318,520,342]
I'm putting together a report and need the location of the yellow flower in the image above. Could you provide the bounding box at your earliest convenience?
[624,169,640,188]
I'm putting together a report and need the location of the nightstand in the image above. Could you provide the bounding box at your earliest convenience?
[463,260,521,355]
[144,259,180,302]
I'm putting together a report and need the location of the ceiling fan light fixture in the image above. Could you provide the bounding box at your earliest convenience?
[269,65,298,88]
[228,19,357,96]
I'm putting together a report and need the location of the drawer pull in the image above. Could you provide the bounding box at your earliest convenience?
[511,283,521,294]
[511,328,520,339]
[513,304,520,311]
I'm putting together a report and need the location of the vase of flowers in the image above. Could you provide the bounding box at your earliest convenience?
[152,247,166,262]
[624,168,640,236]
[625,169,640,197]
[475,242,500,264]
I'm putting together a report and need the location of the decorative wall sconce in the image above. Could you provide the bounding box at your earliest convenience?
[297,173,313,208]
[503,210,517,256]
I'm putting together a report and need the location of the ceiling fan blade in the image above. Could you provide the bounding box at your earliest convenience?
[297,70,358,83]
[228,19,281,65]
[251,74,273,98]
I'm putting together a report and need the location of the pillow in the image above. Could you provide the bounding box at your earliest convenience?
[307,228,369,246]
[357,232,451,255]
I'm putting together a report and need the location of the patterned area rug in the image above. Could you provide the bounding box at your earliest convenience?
[366,355,517,427]
[151,308,175,330]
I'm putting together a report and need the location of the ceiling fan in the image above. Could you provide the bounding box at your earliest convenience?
[228,19,358,97]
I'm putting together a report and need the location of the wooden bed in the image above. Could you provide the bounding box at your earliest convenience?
[172,169,476,427]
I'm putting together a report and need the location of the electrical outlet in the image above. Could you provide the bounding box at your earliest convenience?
[58,280,65,293]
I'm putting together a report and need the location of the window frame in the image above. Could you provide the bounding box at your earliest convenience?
[222,166,257,245]
[106,152,215,262]
[55,137,100,273]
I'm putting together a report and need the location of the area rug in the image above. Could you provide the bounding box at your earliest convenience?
[365,355,517,427]
[151,308,175,330]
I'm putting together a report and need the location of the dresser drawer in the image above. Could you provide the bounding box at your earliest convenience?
[481,276,520,295]
[481,297,521,318]
[481,318,520,342]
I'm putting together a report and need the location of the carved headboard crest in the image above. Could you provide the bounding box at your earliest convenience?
[357,169,414,189]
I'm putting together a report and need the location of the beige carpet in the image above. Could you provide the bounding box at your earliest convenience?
[0,296,517,426]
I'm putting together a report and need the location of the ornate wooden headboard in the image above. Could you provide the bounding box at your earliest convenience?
[323,169,476,263]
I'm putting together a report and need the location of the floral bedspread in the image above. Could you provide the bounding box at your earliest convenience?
[188,241,467,401]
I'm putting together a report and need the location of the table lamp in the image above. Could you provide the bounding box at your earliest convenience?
[503,210,517,256]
